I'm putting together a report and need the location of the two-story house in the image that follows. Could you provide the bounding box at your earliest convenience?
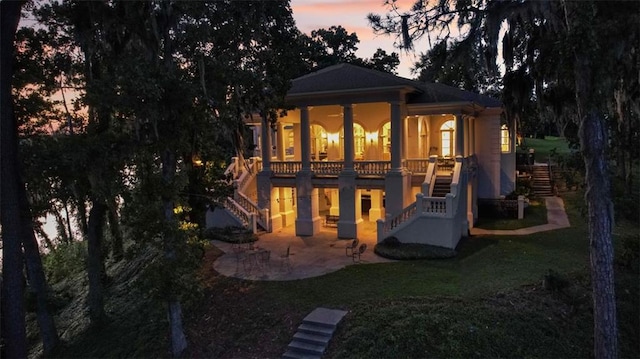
[208,63,516,249]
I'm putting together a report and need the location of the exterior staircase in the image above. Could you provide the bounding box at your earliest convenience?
[432,174,452,197]
[283,308,347,359]
[531,164,554,197]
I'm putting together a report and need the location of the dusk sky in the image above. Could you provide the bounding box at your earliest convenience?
[290,0,428,78]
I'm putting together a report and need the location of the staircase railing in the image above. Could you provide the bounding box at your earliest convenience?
[422,155,438,195]
[222,197,257,232]
[235,191,269,232]
[377,202,417,238]
[378,156,466,241]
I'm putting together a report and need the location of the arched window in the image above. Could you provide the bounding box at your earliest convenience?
[440,120,455,157]
[501,124,510,153]
[310,124,328,160]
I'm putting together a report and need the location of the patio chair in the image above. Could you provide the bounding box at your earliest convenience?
[280,245,292,272]
[345,239,359,257]
[352,243,367,263]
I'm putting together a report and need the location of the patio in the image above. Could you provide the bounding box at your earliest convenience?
[210,218,394,281]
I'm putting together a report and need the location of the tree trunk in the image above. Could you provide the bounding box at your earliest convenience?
[570,3,619,356]
[161,149,187,357]
[87,200,108,326]
[76,196,89,237]
[1,1,28,357]
[107,197,124,261]
[19,182,60,355]
[580,110,618,358]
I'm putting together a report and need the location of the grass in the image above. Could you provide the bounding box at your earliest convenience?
[33,191,639,358]
[519,135,573,159]
[475,200,547,230]
[374,241,457,259]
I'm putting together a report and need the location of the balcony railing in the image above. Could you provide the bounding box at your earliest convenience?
[267,158,452,177]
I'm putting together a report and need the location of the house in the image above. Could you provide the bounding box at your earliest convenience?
[207,63,516,249]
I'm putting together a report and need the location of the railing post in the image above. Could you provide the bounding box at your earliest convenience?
[445,194,454,218]
[518,195,524,219]
[376,219,385,242]
[416,193,424,213]
[250,213,257,234]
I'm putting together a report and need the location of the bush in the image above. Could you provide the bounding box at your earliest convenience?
[202,226,256,243]
[617,234,640,272]
[374,242,457,260]
[42,241,87,283]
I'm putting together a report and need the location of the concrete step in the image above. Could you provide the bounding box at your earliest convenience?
[297,323,334,337]
[287,340,325,356]
[293,332,331,346]
[282,349,322,359]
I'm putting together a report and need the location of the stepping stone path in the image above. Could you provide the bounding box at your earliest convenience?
[283,307,348,359]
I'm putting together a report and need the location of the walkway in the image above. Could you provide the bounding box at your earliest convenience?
[211,197,571,281]
[470,197,571,236]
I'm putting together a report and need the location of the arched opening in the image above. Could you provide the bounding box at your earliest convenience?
[380,121,391,160]
[310,124,328,160]
[440,120,455,157]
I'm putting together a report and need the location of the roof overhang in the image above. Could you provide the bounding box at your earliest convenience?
[286,86,418,107]
[406,102,503,117]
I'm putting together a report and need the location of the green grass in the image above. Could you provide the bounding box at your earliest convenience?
[475,200,547,230]
[37,191,639,358]
[520,136,573,159]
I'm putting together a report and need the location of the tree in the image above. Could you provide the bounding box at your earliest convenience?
[1,1,29,357]
[369,1,639,357]
[298,25,400,74]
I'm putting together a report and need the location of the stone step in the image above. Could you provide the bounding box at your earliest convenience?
[282,349,322,359]
[287,340,326,356]
[297,323,334,337]
[293,332,331,346]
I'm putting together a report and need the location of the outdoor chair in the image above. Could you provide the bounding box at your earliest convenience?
[345,239,359,257]
[352,243,367,263]
[280,245,292,272]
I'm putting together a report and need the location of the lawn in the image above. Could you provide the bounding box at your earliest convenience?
[475,200,547,230]
[520,135,573,159]
[36,191,638,358]
[183,191,639,358]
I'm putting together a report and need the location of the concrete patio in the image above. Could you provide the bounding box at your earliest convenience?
[211,197,570,281]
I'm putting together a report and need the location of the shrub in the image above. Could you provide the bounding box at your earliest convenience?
[617,234,640,272]
[42,241,87,283]
[374,242,457,260]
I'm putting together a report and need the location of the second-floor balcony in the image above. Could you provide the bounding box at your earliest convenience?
[264,158,456,179]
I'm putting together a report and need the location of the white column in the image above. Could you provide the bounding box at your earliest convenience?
[300,106,311,171]
[463,116,470,157]
[329,189,340,216]
[277,122,286,160]
[342,104,354,171]
[390,101,402,170]
[368,189,384,222]
[260,115,271,171]
[455,114,464,157]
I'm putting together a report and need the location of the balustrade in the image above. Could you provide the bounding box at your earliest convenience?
[311,161,342,175]
[354,161,391,176]
[271,161,302,175]
[223,197,250,226]
[404,159,429,173]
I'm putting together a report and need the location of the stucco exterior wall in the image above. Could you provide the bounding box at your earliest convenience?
[474,114,501,199]
[501,153,516,195]
[206,206,243,229]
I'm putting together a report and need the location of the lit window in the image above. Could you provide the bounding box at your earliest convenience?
[440,120,455,157]
[501,124,510,153]
[340,123,365,159]
[381,122,391,155]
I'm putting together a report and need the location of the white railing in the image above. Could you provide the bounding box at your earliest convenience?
[422,155,438,195]
[378,156,466,241]
[224,156,239,178]
[311,161,342,175]
[223,197,250,226]
[235,192,269,232]
[404,159,429,174]
[271,161,302,175]
[377,202,417,238]
[354,161,391,176]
